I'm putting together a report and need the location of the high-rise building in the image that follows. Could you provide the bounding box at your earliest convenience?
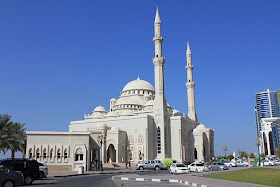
[255,89,279,137]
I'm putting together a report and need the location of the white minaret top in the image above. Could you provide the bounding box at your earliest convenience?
[154,7,161,23]
[186,42,198,122]
[186,42,191,56]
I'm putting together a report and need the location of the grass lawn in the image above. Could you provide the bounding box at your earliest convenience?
[204,168,280,186]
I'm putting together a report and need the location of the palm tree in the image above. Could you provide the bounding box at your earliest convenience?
[0,114,12,154]
[0,114,26,159]
[222,145,228,157]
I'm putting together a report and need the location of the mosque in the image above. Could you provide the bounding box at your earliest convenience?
[26,9,214,171]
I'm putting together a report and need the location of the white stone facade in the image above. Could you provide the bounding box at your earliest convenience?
[26,9,214,171]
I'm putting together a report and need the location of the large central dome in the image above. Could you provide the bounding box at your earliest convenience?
[122,77,154,92]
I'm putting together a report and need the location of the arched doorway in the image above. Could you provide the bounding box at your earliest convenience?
[107,144,116,163]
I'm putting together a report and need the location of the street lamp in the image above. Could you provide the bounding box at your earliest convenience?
[256,139,261,166]
[98,135,103,172]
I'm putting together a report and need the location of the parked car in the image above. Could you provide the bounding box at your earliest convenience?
[236,160,248,167]
[0,165,24,187]
[38,162,48,179]
[263,160,275,166]
[274,159,280,166]
[188,163,208,172]
[210,162,229,171]
[224,161,236,167]
[136,160,163,170]
[169,163,189,174]
[0,159,40,185]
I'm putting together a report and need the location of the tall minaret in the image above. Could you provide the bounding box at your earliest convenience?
[153,8,168,158]
[186,42,198,122]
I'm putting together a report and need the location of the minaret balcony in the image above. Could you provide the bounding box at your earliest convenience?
[153,36,163,42]
[185,65,194,70]
[153,57,165,66]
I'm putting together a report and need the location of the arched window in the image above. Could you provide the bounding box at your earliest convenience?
[194,148,198,160]
[129,135,133,144]
[57,149,61,159]
[50,149,53,161]
[43,149,47,159]
[64,148,68,159]
[29,148,33,159]
[157,127,161,154]
[36,148,40,159]
[138,135,143,144]
[75,148,83,161]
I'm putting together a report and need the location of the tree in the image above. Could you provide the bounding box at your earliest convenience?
[238,148,241,156]
[0,114,26,159]
[222,145,228,157]
[227,154,234,160]
[250,153,255,158]
[277,148,280,158]
[240,151,247,158]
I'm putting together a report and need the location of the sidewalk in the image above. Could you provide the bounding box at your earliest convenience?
[48,168,150,177]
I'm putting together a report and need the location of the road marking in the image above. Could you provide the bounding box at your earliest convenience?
[169,179,179,183]
[152,179,161,182]
[121,177,129,180]
[136,178,145,181]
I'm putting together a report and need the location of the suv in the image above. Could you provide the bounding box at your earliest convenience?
[136,160,162,171]
[0,159,40,185]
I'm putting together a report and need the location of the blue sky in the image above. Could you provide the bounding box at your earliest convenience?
[0,0,280,159]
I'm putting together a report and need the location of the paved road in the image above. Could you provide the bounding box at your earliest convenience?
[27,166,277,187]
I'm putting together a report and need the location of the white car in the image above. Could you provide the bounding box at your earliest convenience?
[263,160,275,166]
[236,160,248,167]
[188,163,208,172]
[224,161,236,167]
[39,162,48,179]
[169,163,189,174]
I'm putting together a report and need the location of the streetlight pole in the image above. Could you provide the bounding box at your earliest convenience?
[99,135,103,172]
[256,139,261,166]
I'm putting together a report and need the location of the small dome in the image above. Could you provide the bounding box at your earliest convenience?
[106,111,119,117]
[111,127,120,131]
[122,77,154,92]
[193,124,207,132]
[145,100,154,106]
[94,106,106,112]
[110,98,117,102]
[196,124,206,130]
[97,123,107,129]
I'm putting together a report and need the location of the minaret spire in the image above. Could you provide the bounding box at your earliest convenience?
[155,7,161,24]
[186,42,198,122]
[152,7,169,158]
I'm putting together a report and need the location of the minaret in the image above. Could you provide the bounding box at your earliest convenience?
[152,8,168,158]
[186,42,198,122]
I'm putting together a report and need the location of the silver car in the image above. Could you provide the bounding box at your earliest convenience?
[0,165,24,187]
[210,162,229,171]
[39,162,48,179]
[135,160,162,171]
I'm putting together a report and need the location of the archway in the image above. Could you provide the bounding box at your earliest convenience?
[107,144,116,163]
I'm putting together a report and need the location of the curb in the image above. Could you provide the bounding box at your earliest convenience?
[111,176,208,187]
[53,170,153,178]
